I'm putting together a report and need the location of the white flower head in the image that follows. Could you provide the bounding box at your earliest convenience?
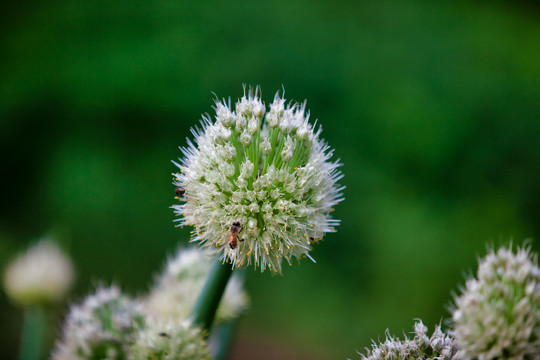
[451,245,540,360]
[172,86,344,273]
[130,317,211,360]
[53,285,145,360]
[144,247,249,323]
[359,320,459,360]
[3,238,74,306]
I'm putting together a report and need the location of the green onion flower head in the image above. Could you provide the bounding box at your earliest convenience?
[130,317,211,360]
[53,285,144,360]
[172,87,344,273]
[360,320,458,360]
[3,238,74,306]
[452,245,540,360]
[145,247,248,323]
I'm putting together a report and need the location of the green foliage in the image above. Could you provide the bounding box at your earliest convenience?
[1,0,540,359]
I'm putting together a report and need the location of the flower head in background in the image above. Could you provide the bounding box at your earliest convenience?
[130,317,211,360]
[172,87,344,273]
[451,245,540,360]
[145,247,248,323]
[53,285,144,360]
[3,238,74,306]
[360,320,458,360]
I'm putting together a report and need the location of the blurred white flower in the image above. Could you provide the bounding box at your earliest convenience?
[360,320,458,360]
[53,285,144,360]
[452,245,540,360]
[130,317,211,360]
[3,238,74,306]
[145,247,248,324]
[172,86,344,273]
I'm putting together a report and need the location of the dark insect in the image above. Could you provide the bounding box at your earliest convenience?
[228,221,244,249]
[159,332,170,338]
[175,187,185,198]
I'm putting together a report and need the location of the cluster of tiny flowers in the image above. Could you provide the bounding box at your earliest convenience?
[360,321,459,360]
[3,238,74,306]
[144,247,249,323]
[172,87,344,273]
[53,285,144,360]
[452,245,540,360]
[130,318,211,360]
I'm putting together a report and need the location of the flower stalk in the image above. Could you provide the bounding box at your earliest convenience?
[190,256,233,333]
[212,320,238,360]
[19,306,46,360]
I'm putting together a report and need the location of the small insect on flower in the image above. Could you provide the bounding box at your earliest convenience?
[227,221,244,250]
[175,187,185,198]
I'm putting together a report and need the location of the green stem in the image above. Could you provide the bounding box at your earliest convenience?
[190,256,233,334]
[213,320,239,360]
[19,306,46,360]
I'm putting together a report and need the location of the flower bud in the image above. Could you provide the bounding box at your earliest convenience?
[240,160,254,178]
[235,114,246,131]
[281,148,293,162]
[248,117,258,134]
[3,239,74,306]
[267,113,280,128]
[215,101,234,127]
[253,101,266,118]
[239,130,252,146]
[260,137,271,155]
[296,124,309,141]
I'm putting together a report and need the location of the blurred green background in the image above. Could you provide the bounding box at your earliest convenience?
[1,0,540,359]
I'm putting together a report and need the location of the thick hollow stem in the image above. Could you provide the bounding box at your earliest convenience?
[213,320,239,360]
[190,256,233,333]
[19,306,46,360]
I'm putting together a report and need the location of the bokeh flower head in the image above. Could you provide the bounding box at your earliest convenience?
[3,238,74,306]
[452,245,540,360]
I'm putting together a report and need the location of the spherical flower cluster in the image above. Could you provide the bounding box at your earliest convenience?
[53,285,144,360]
[3,238,74,306]
[145,247,249,323]
[130,318,211,360]
[360,320,458,360]
[452,245,540,360]
[172,87,344,273]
